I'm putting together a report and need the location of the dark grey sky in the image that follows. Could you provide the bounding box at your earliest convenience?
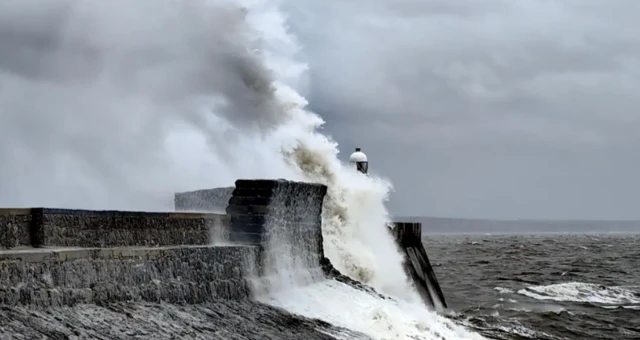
[284,0,640,220]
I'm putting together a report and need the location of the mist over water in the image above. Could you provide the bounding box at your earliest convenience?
[0,0,483,339]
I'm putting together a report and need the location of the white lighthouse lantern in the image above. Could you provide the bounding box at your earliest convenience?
[349,147,368,174]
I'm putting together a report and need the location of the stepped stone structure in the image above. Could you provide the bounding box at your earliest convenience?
[0,179,329,308]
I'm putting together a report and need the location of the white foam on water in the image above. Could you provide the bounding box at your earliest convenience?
[258,279,485,340]
[457,317,559,340]
[494,287,515,294]
[518,282,640,306]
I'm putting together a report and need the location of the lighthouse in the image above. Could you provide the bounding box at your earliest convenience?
[349,147,368,174]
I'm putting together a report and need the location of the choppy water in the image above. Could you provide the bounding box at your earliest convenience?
[428,233,640,340]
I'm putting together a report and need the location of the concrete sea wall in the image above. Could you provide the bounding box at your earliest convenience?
[1,179,446,315]
[0,208,229,249]
[0,245,255,307]
[0,179,329,309]
[0,207,253,307]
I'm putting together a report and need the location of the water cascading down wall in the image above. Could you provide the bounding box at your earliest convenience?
[177,181,448,310]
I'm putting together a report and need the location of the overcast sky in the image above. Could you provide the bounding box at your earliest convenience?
[1,1,639,221]
[284,0,640,220]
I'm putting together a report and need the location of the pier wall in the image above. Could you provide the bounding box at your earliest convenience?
[0,180,447,310]
[0,208,251,307]
[0,245,256,307]
[0,179,329,308]
[1,208,228,249]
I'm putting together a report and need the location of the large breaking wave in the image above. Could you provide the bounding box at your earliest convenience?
[0,0,483,338]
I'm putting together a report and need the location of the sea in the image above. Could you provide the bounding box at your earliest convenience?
[428,233,640,340]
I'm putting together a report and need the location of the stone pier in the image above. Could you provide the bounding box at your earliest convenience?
[0,208,252,307]
[0,179,447,312]
[0,245,256,307]
[0,179,330,308]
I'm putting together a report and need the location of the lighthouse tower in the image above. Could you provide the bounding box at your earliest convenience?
[349,147,368,174]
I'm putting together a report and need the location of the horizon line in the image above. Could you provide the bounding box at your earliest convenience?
[393,215,640,223]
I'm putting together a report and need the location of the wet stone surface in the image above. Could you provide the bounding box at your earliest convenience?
[0,301,371,340]
[0,210,31,249]
[0,246,259,307]
[35,209,221,247]
[1,208,230,249]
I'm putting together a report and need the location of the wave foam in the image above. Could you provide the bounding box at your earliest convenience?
[258,280,485,340]
[518,282,640,306]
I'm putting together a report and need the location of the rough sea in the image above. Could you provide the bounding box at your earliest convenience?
[428,233,640,340]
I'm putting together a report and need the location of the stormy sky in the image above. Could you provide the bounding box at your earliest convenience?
[285,0,640,220]
[1,0,639,221]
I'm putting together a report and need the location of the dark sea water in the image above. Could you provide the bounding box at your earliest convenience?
[427,233,640,340]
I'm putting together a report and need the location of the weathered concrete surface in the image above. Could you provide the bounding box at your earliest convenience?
[0,302,371,340]
[35,209,230,248]
[0,245,257,307]
[1,208,229,249]
[390,222,448,310]
[175,187,235,213]
[0,209,31,249]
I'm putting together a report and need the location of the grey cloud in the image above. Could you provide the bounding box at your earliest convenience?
[2,0,639,221]
[286,0,640,219]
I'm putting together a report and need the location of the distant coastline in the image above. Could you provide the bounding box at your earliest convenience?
[393,216,640,234]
